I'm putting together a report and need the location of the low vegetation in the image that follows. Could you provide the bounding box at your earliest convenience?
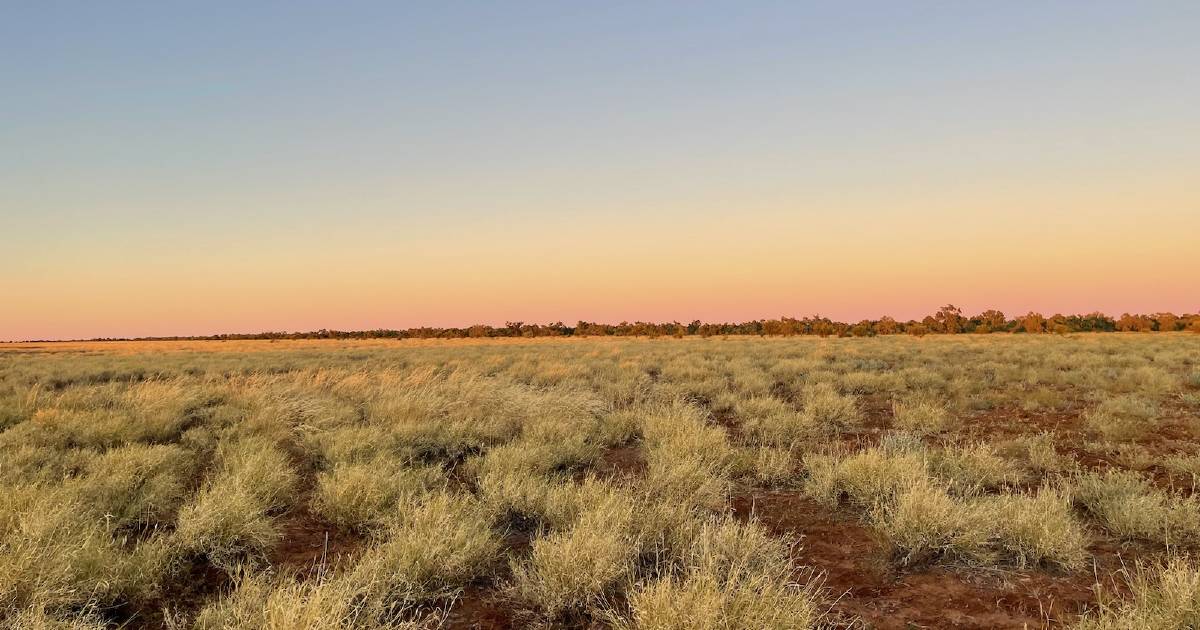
[1,332,1197,628]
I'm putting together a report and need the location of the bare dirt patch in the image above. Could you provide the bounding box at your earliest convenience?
[269,508,366,574]
[731,488,1121,629]
[442,586,522,630]
[594,443,647,479]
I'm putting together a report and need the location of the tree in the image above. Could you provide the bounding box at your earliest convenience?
[1155,313,1179,332]
[975,309,1006,333]
[935,304,965,334]
[1019,312,1046,334]
[1117,314,1152,332]
[876,316,899,335]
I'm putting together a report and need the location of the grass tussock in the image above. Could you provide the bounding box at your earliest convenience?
[804,447,927,509]
[1074,469,1200,547]
[807,447,1086,569]
[1075,557,1200,629]
[346,491,502,610]
[1084,395,1160,441]
[891,397,951,434]
[192,570,439,630]
[174,438,298,569]
[871,480,996,566]
[927,443,1023,495]
[311,460,445,532]
[609,519,822,630]
[995,432,1069,475]
[799,382,863,435]
[510,491,639,618]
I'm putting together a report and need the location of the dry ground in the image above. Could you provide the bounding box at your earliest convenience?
[2,334,1199,629]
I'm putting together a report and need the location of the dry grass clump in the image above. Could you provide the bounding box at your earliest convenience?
[199,491,498,628]
[0,444,93,485]
[838,370,895,394]
[645,456,733,513]
[1073,470,1200,547]
[609,519,822,629]
[175,438,298,568]
[804,447,927,509]
[1162,453,1200,487]
[175,483,283,570]
[11,379,207,450]
[358,371,599,464]
[510,490,639,618]
[1075,557,1200,629]
[751,446,798,487]
[191,570,438,630]
[68,443,194,530]
[311,460,446,532]
[345,491,502,613]
[1116,366,1179,398]
[872,482,1087,569]
[1100,443,1156,471]
[736,396,806,446]
[0,484,174,617]
[799,382,863,434]
[807,447,1086,569]
[640,402,735,469]
[1,606,109,630]
[870,480,996,566]
[640,402,737,511]
[926,443,1023,495]
[983,484,1087,570]
[891,397,951,434]
[1084,395,1160,441]
[476,467,587,531]
[472,438,602,481]
[996,432,1069,475]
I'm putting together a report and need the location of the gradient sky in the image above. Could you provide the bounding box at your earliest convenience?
[2,2,1198,340]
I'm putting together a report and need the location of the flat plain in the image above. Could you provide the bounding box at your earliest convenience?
[3,334,1199,629]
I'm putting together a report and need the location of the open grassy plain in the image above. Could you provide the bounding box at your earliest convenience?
[2,334,1199,629]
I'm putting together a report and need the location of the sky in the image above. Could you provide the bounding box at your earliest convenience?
[2,2,1198,340]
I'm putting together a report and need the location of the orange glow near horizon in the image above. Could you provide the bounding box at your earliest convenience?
[5,179,1197,340]
[3,4,1198,340]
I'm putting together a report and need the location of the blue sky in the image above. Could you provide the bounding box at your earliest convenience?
[3,2,1198,338]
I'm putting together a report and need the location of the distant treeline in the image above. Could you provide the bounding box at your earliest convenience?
[66,306,1200,342]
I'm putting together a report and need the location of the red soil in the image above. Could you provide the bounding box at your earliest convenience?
[731,488,1131,629]
[269,507,366,574]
